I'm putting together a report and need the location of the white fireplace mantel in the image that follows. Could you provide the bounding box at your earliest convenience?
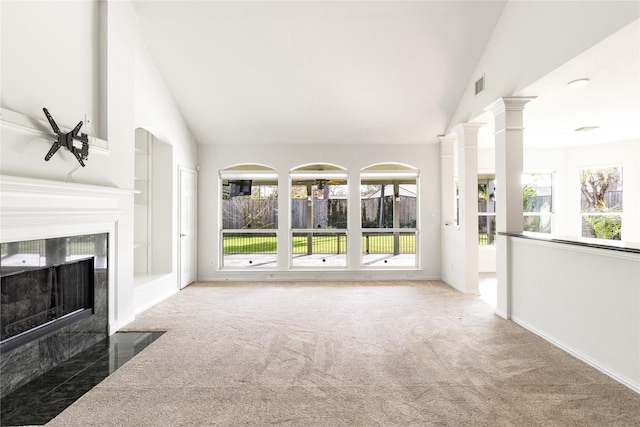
[1,174,136,334]
[1,175,133,231]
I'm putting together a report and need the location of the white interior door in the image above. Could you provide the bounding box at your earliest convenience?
[179,166,197,289]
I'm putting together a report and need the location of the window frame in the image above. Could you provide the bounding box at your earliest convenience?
[578,166,623,241]
[523,172,554,235]
[477,175,496,246]
[289,168,349,269]
[219,168,279,269]
[360,169,419,269]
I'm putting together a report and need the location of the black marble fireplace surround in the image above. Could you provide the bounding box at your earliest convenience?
[0,234,108,398]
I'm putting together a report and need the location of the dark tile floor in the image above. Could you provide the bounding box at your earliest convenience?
[1,331,164,426]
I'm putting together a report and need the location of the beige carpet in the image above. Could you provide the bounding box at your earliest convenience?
[49,280,640,426]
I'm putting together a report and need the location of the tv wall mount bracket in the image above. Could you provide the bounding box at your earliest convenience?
[42,107,89,167]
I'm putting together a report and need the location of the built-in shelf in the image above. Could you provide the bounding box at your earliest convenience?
[134,129,152,275]
[132,129,173,279]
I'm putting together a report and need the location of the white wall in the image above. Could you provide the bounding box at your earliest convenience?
[198,143,440,281]
[1,1,101,137]
[0,0,137,189]
[441,226,464,289]
[478,247,496,273]
[1,1,117,187]
[449,1,639,128]
[509,237,640,392]
[134,30,198,166]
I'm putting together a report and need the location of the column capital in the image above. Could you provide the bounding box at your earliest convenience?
[453,123,485,148]
[485,96,537,116]
[439,134,457,156]
[452,122,486,135]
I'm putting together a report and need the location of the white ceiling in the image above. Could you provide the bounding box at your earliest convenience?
[514,19,640,149]
[133,0,507,145]
[133,1,640,149]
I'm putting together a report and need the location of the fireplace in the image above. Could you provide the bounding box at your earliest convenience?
[1,257,95,353]
[1,174,133,398]
[0,233,108,397]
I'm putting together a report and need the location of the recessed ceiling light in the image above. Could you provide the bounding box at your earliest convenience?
[567,78,590,89]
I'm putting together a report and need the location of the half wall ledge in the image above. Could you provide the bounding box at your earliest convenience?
[498,232,640,254]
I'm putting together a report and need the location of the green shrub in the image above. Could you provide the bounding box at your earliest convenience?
[585,215,621,240]
[584,200,622,240]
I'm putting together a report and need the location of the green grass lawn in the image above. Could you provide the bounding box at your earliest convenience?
[478,233,497,245]
[222,235,278,254]
[223,233,416,254]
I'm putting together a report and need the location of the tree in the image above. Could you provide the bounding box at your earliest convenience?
[478,183,487,201]
[360,185,379,198]
[580,167,622,240]
[329,184,347,197]
[580,168,621,212]
[523,183,537,212]
[291,185,308,199]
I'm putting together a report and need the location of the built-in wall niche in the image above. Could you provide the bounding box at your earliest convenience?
[134,128,173,278]
[0,233,108,397]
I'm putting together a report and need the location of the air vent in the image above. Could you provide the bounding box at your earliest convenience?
[474,75,485,95]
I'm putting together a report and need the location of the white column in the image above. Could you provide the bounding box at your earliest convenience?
[454,123,484,294]
[485,97,535,318]
[348,172,362,269]
[277,173,290,270]
[439,135,456,226]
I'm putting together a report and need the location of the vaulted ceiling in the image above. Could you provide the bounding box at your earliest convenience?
[133,1,640,149]
[133,1,507,146]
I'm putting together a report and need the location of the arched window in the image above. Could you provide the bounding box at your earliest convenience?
[219,164,278,269]
[361,163,419,268]
[290,164,348,268]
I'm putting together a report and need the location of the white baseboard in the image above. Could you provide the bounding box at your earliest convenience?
[134,274,179,315]
[198,270,437,282]
[494,308,509,319]
[109,315,136,335]
[512,316,640,395]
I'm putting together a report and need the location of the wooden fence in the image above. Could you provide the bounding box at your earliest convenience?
[223,196,417,229]
[580,191,622,212]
